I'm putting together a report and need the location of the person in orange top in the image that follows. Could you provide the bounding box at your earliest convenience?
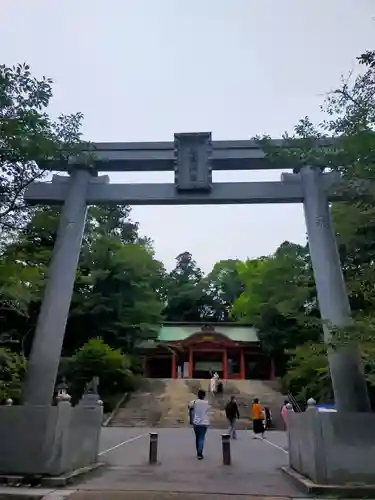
[251,398,265,438]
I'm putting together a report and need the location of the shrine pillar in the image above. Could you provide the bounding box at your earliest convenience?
[222,349,228,380]
[269,358,276,380]
[171,351,177,379]
[188,348,193,378]
[240,349,246,380]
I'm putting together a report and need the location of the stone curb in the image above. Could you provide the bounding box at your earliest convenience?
[0,487,75,499]
[281,465,375,498]
[56,492,295,499]
[0,463,104,491]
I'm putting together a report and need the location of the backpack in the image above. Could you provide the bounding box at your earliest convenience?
[189,400,196,425]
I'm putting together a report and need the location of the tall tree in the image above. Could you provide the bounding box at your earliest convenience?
[0,63,87,237]
[232,242,320,374]
[0,204,165,355]
[164,252,207,322]
[254,50,375,400]
[203,259,243,321]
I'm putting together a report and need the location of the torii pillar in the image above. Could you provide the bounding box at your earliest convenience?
[283,166,371,413]
[23,166,96,405]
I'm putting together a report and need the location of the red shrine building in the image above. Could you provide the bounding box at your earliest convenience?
[139,323,275,380]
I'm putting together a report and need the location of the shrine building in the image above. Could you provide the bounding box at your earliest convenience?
[139,322,275,380]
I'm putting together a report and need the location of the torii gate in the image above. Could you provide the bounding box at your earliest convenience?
[23,132,370,413]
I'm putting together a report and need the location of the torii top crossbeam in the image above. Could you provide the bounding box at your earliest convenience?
[25,132,338,206]
[40,134,333,172]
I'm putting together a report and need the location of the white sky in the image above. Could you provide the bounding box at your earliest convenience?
[2,0,375,271]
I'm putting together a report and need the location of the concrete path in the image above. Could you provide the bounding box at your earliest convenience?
[70,428,305,498]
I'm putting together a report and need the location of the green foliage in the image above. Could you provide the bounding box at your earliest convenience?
[282,343,332,403]
[0,204,166,355]
[203,259,244,321]
[61,339,137,411]
[252,50,375,397]
[0,63,87,236]
[0,348,26,403]
[231,242,320,374]
[164,252,206,321]
[283,339,375,405]
[164,253,244,322]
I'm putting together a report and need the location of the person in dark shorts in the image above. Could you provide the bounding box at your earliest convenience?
[264,406,272,430]
[225,395,240,439]
[251,398,265,438]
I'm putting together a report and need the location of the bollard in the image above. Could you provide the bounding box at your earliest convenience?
[222,433,231,465]
[149,432,158,465]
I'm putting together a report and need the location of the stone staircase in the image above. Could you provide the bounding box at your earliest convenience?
[110,378,285,429]
[109,379,166,427]
[186,379,285,430]
[109,378,197,428]
[225,379,286,430]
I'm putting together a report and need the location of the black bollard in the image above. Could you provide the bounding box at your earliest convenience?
[149,432,158,464]
[222,433,231,465]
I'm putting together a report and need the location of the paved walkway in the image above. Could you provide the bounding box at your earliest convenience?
[69,428,304,498]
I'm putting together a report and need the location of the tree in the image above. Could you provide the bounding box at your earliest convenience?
[61,338,137,411]
[69,240,165,353]
[0,203,165,355]
[0,348,26,403]
[252,50,375,402]
[0,63,87,236]
[232,242,320,374]
[284,339,375,407]
[164,252,207,322]
[67,205,164,353]
[203,259,244,321]
[283,343,332,403]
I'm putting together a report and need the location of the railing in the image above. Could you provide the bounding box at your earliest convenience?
[288,392,303,412]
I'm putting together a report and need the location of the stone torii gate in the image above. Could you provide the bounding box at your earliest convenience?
[23,132,370,414]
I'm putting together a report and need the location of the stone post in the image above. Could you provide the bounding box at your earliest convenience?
[23,167,93,406]
[300,165,371,412]
[306,397,316,410]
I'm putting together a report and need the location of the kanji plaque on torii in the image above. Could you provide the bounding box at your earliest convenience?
[174,132,212,192]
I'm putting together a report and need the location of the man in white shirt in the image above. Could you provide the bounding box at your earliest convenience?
[188,389,210,459]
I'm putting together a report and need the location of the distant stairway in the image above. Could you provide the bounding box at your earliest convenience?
[186,379,285,430]
[109,378,285,429]
[225,379,286,430]
[109,378,166,427]
[109,378,197,428]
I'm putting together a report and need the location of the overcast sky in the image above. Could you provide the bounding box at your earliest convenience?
[2,0,375,271]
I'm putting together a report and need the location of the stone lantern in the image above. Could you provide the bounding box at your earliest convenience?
[56,378,71,403]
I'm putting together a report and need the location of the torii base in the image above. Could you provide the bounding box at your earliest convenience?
[0,402,102,478]
[285,409,375,497]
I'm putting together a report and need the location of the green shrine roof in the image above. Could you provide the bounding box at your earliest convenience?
[139,323,258,348]
[158,324,258,342]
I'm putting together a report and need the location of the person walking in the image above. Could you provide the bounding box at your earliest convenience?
[225,395,240,439]
[210,373,218,395]
[251,398,265,438]
[264,406,272,430]
[188,389,210,460]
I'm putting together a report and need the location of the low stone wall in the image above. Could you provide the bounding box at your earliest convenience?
[0,401,102,476]
[288,409,375,485]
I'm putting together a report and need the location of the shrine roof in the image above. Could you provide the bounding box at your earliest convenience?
[139,323,259,348]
